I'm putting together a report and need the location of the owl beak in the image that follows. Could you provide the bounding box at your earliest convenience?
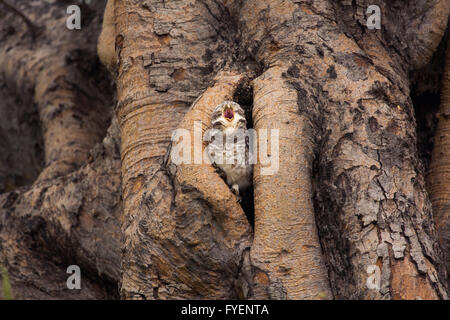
[223,107,234,121]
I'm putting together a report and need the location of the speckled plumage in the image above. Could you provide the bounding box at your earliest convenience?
[207,101,252,196]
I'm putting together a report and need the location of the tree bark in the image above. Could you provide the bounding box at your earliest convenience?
[0,0,449,300]
[429,37,450,289]
[112,0,448,299]
[0,0,120,299]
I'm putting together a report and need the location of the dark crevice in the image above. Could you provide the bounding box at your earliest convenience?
[19,214,119,299]
[311,152,358,298]
[233,79,254,130]
[411,90,440,172]
[233,80,254,228]
[0,80,44,194]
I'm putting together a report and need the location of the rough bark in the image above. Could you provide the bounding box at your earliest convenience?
[0,118,121,299]
[429,37,450,288]
[0,1,113,181]
[0,0,120,299]
[0,0,449,300]
[0,72,43,193]
[114,0,254,299]
[114,0,448,300]
[251,66,331,299]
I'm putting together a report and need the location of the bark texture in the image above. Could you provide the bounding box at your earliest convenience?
[0,0,449,300]
[429,37,450,288]
[0,0,120,299]
[114,0,448,299]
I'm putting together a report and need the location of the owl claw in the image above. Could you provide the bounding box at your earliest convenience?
[231,184,240,196]
[233,192,242,203]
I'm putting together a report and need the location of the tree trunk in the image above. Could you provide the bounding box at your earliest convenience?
[429,36,450,290]
[0,0,120,299]
[0,0,449,300]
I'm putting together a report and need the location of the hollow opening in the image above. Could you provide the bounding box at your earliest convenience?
[411,90,440,171]
[0,79,44,193]
[410,30,447,173]
[233,80,255,228]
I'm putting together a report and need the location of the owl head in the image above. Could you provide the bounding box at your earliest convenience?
[211,101,246,130]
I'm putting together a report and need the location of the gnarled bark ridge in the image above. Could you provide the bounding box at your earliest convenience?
[429,37,450,290]
[114,0,448,299]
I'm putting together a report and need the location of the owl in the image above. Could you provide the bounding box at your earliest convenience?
[207,101,253,198]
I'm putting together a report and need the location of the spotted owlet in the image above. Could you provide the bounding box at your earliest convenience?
[207,101,253,197]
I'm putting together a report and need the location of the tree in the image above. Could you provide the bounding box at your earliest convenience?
[0,0,449,300]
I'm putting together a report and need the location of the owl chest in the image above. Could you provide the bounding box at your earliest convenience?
[218,162,249,186]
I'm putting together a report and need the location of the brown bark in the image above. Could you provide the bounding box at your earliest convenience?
[429,37,450,289]
[0,119,121,299]
[0,0,449,300]
[113,0,448,299]
[114,0,255,299]
[0,1,112,181]
[0,0,120,299]
[251,66,331,299]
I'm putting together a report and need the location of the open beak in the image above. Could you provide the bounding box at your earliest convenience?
[223,107,234,121]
